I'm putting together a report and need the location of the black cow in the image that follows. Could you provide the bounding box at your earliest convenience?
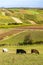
[16,49,26,54]
[31,49,39,54]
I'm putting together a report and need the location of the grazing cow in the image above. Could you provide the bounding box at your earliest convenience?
[31,49,39,54]
[2,48,8,52]
[16,49,26,54]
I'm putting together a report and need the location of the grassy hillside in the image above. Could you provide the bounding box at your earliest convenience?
[8,8,43,24]
[0,8,43,27]
[0,16,15,24]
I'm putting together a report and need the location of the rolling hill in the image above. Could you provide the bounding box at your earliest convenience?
[0,8,43,26]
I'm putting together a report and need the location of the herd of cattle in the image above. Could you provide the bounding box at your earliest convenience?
[2,48,39,54]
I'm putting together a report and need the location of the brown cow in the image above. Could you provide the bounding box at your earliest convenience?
[31,49,39,54]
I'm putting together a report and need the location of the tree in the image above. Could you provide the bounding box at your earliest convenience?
[23,34,32,45]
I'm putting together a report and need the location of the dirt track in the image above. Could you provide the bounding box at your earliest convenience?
[14,25,43,30]
[28,20,36,24]
[11,17,23,23]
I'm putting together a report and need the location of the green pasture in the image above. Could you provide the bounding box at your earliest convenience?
[0,44,43,65]
[0,53,43,65]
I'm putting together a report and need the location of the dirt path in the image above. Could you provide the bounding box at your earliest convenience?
[14,25,43,30]
[28,20,36,24]
[11,17,23,23]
